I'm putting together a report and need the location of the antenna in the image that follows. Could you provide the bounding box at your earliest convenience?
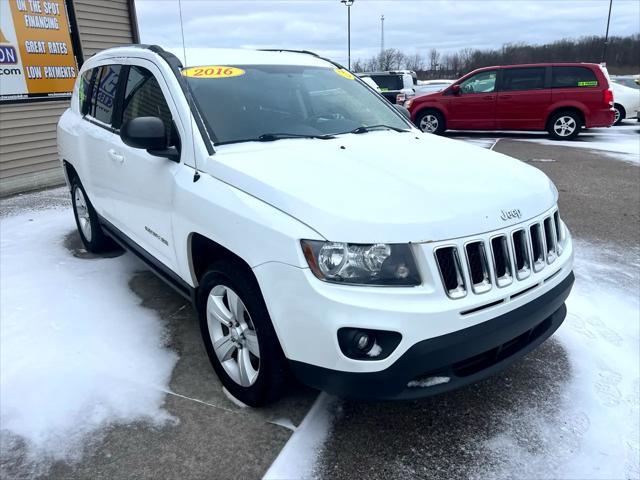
[380,15,385,54]
[177,0,200,182]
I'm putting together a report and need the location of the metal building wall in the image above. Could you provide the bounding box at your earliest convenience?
[0,0,139,197]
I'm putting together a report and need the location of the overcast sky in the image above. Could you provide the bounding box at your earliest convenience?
[135,0,640,65]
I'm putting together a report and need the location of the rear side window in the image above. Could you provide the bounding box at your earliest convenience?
[121,66,178,148]
[370,75,403,91]
[552,66,598,88]
[88,64,122,125]
[78,69,95,115]
[501,67,546,91]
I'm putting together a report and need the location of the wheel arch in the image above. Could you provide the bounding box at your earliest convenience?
[546,106,585,130]
[62,160,78,187]
[188,232,258,289]
[614,103,626,119]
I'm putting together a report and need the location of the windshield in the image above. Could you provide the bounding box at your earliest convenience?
[184,65,410,144]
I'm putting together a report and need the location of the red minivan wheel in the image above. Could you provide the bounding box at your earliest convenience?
[415,109,446,135]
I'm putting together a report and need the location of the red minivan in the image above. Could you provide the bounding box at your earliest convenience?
[406,63,615,140]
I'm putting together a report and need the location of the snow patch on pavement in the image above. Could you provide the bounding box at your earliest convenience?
[475,241,639,479]
[263,393,338,479]
[0,209,178,474]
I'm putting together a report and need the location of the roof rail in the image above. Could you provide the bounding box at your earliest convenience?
[258,48,348,72]
[258,48,320,57]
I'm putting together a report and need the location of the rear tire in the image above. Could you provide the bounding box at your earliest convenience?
[547,110,582,140]
[415,109,446,135]
[613,104,625,125]
[70,176,114,253]
[197,259,288,407]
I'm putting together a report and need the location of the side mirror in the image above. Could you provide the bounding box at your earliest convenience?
[120,117,179,162]
[450,84,461,95]
[394,104,411,120]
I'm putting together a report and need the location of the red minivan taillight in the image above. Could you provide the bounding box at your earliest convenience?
[603,89,614,106]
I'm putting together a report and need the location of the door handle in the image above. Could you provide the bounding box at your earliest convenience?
[483,95,495,100]
[108,149,124,164]
[500,95,512,99]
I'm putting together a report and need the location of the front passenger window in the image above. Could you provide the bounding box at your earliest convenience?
[121,66,179,148]
[459,70,497,94]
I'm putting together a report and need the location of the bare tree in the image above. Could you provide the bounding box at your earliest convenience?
[404,52,424,71]
[428,49,441,70]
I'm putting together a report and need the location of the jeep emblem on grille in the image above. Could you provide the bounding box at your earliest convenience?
[500,208,522,221]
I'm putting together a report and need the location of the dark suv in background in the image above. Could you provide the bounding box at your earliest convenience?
[358,70,417,104]
[405,63,615,139]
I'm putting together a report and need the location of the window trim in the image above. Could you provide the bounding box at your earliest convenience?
[83,64,123,132]
[115,63,182,156]
[457,69,498,95]
[497,66,549,92]
[550,66,599,89]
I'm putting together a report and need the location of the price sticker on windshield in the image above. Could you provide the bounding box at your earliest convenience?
[334,68,355,80]
[182,66,246,78]
[577,80,598,87]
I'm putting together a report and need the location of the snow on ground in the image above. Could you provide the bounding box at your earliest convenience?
[265,240,640,480]
[519,125,639,163]
[263,393,339,480]
[0,208,178,476]
[472,241,640,480]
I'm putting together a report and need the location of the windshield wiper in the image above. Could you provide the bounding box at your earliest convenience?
[350,124,410,134]
[257,132,335,141]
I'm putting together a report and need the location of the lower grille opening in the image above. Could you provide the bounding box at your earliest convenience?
[451,316,554,377]
[511,283,539,300]
[461,298,505,316]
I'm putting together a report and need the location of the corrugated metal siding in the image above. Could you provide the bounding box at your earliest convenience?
[0,101,69,196]
[74,0,134,57]
[0,0,137,197]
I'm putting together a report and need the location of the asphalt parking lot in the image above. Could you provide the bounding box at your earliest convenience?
[1,125,638,480]
[316,126,640,480]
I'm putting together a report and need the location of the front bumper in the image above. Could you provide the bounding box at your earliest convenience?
[290,271,574,400]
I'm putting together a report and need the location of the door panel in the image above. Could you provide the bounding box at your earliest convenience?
[496,67,550,130]
[447,70,497,129]
[81,64,122,219]
[106,62,183,271]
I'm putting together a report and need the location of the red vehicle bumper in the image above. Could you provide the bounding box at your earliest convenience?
[586,108,615,128]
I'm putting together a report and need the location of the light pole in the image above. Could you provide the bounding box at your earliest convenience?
[341,0,354,69]
[602,0,613,64]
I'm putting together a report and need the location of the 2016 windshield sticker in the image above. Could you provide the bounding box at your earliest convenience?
[181,66,245,78]
[334,68,355,80]
[578,80,598,87]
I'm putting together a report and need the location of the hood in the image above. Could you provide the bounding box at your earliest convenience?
[206,131,557,243]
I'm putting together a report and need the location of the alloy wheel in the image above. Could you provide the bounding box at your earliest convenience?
[207,285,260,387]
[614,108,621,124]
[73,187,92,242]
[419,114,439,133]
[553,116,577,137]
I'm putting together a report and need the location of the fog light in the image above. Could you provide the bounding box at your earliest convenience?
[354,332,372,351]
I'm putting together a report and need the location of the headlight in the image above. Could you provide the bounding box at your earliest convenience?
[301,240,421,286]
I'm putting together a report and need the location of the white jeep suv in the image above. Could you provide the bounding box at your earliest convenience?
[57,45,574,406]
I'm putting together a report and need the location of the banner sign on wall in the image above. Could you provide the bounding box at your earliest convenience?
[0,0,80,102]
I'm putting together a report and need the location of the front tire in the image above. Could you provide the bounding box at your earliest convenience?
[197,260,288,407]
[70,176,113,253]
[415,109,446,135]
[613,104,625,125]
[547,111,582,140]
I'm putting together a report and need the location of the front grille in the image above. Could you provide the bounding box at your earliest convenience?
[434,247,467,299]
[434,210,564,300]
[465,241,491,294]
